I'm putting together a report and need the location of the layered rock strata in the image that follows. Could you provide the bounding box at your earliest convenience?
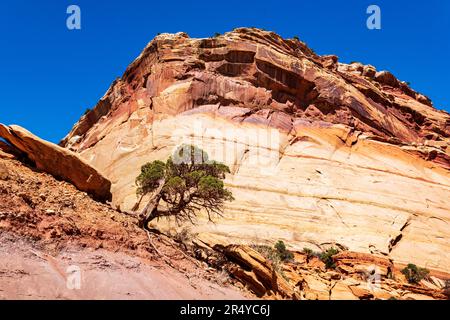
[60,28,450,274]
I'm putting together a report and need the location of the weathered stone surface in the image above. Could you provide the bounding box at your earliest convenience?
[0,124,112,201]
[60,28,450,275]
[208,244,447,300]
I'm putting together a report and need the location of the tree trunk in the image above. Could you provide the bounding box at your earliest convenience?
[131,193,145,211]
[138,179,165,230]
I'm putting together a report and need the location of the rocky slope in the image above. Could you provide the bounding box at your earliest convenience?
[1,150,447,300]
[59,28,450,277]
[194,239,449,300]
[0,152,250,299]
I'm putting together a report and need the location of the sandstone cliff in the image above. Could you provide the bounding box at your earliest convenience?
[60,28,450,275]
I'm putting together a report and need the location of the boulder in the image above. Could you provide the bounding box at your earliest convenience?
[0,124,111,202]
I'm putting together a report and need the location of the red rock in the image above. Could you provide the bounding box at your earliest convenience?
[57,28,450,275]
[0,124,112,202]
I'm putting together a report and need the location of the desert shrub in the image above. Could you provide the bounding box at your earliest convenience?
[251,244,278,261]
[213,32,221,38]
[401,263,429,284]
[302,247,320,261]
[319,247,339,269]
[252,241,294,263]
[174,227,195,247]
[293,35,299,41]
[274,240,294,262]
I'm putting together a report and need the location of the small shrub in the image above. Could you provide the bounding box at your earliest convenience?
[83,108,91,116]
[174,227,195,247]
[302,247,313,256]
[213,32,221,38]
[251,244,276,259]
[293,35,299,41]
[302,247,319,261]
[252,241,293,265]
[401,263,429,284]
[274,240,294,262]
[319,247,339,269]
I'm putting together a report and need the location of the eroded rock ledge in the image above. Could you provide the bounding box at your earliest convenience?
[0,124,112,202]
[192,238,449,300]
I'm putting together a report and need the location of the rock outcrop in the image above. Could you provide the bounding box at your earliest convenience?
[0,124,112,202]
[0,156,248,299]
[191,239,449,300]
[60,28,450,275]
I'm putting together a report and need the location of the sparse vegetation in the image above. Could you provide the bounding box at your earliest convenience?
[251,244,278,262]
[135,144,234,230]
[302,247,319,261]
[302,247,313,256]
[293,35,299,41]
[274,240,294,262]
[319,247,339,269]
[251,241,293,280]
[401,263,429,284]
[252,241,293,265]
[83,108,91,116]
[173,227,196,248]
[213,32,221,38]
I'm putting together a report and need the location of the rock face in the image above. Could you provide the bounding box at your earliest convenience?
[0,124,112,202]
[61,28,450,274]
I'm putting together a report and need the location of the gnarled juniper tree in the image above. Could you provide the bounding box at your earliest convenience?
[135,144,234,230]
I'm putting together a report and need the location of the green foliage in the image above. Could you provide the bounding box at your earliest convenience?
[252,241,294,263]
[136,144,233,224]
[136,160,166,196]
[83,108,91,116]
[302,247,317,260]
[251,244,278,262]
[274,240,294,262]
[319,247,339,269]
[213,32,221,38]
[251,241,293,281]
[293,35,299,41]
[401,264,429,284]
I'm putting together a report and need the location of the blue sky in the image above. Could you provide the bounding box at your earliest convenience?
[0,0,449,143]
